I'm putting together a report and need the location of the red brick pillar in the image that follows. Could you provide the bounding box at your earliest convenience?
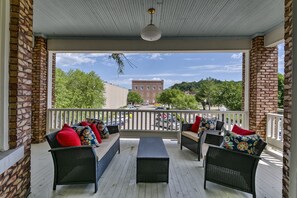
[283,0,293,197]
[0,0,33,197]
[52,53,56,107]
[32,37,48,143]
[249,36,278,138]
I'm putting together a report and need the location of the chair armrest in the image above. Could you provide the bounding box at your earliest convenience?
[205,145,261,172]
[204,133,224,146]
[106,125,119,134]
[181,124,193,131]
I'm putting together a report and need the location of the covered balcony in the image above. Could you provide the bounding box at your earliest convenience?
[0,0,296,198]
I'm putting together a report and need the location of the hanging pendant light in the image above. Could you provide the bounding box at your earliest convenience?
[141,8,162,41]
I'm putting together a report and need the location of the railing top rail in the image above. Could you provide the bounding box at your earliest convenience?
[267,113,284,117]
[47,108,247,114]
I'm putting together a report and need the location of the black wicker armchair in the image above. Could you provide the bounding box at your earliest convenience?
[204,139,267,198]
[45,125,120,193]
[180,120,224,161]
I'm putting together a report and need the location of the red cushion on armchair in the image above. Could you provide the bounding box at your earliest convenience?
[231,124,255,136]
[190,116,202,133]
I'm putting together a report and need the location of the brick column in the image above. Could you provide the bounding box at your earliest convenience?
[283,0,293,197]
[242,53,245,111]
[32,37,48,143]
[52,53,56,107]
[0,0,33,197]
[249,36,278,138]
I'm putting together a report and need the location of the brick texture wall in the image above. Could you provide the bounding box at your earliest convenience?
[32,36,48,143]
[242,53,245,111]
[283,0,293,197]
[249,36,278,138]
[0,0,33,197]
[52,53,56,107]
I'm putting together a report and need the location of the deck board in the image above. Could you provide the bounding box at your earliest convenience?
[29,139,282,198]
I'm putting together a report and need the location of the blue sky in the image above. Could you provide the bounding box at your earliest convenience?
[56,43,284,89]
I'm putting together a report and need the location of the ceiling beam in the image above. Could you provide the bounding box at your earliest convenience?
[47,37,251,52]
[264,24,284,47]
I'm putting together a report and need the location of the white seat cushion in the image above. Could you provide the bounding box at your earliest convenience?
[181,131,199,142]
[94,133,119,160]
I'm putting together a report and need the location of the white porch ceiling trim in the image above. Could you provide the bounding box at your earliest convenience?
[47,37,251,52]
[264,23,284,47]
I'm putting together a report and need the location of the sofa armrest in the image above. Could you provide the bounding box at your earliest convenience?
[106,125,119,134]
[49,145,97,161]
[49,146,98,184]
[181,124,193,131]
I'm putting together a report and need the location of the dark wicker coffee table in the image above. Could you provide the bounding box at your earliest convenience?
[136,137,169,183]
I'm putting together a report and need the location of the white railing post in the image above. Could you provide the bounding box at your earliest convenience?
[266,113,284,150]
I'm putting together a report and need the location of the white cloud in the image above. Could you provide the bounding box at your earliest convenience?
[146,53,172,60]
[122,72,198,78]
[188,64,242,73]
[183,58,202,61]
[231,53,242,60]
[148,53,163,60]
[56,53,113,67]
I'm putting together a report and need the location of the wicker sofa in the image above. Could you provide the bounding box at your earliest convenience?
[45,125,120,193]
[180,121,224,161]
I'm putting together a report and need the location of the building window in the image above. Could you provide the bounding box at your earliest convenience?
[147,86,150,90]
[153,86,156,90]
[140,86,143,90]
[159,87,162,90]
[135,86,138,90]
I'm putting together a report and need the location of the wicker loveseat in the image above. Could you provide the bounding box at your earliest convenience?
[204,139,267,198]
[45,125,120,193]
[180,121,224,161]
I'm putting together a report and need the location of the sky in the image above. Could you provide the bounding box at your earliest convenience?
[56,43,284,89]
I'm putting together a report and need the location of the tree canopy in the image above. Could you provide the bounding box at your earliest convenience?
[278,73,284,108]
[127,91,143,105]
[55,68,105,108]
[156,89,198,109]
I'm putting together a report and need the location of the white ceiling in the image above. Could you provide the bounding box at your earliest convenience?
[33,0,284,38]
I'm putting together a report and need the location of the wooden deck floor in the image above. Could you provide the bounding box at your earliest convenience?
[28,139,282,198]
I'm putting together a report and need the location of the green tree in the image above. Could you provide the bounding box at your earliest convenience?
[157,89,198,109]
[127,91,143,105]
[55,69,105,108]
[194,78,219,110]
[156,89,183,107]
[278,73,284,108]
[172,94,198,109]
[55,68,71,108]
[218,81,242,110]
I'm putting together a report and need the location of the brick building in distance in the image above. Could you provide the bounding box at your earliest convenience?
[132,80,164,104]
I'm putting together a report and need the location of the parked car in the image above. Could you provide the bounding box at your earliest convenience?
[156,118,180,130]
[155,106,165,110]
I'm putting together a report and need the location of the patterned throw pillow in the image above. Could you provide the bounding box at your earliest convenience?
[222,131,261,155]
[74,126,100,147]
[86,118,110,139]
[200,117,217,130]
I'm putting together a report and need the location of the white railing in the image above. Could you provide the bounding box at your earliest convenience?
[266,113,284,150]
[47,108,248,134]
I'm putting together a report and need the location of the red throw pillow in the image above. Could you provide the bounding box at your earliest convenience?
[231,124,255,136]
[80,121,91,126]
[190,116,202,133]
[56,126,81,147]
[63,123,72,129]
[90,123,102,143]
